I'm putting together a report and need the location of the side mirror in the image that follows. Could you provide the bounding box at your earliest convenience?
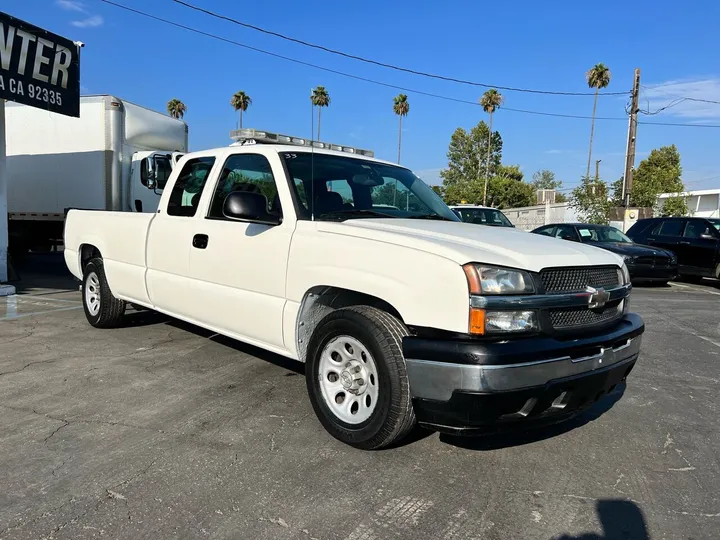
[701,233,716,240]
[223,191,281,225]
[141,158,157,189]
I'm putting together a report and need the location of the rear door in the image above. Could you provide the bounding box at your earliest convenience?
[648,219,686,268]
[680,219,720,275]
[145,154,217,318]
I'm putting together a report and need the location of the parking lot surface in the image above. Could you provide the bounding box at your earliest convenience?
[1,255,718,540]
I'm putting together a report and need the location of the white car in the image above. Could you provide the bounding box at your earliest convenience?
[449,204,515,227]
[64,128,644,450]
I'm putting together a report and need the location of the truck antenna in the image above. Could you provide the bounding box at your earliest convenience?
[310,89,315,222]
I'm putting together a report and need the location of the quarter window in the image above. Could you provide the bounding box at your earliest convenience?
[166,157,216,217]
[208,154,281,220]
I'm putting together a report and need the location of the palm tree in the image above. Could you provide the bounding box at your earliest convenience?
[393,94,410,164]
[166,98,186,119]
[585,63,611,179]
[479,89,503,205]
[230,91,252,129]
[310,86,330,139]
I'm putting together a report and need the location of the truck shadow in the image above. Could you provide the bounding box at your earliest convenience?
[552,499,650,540]
[439,384,626,451]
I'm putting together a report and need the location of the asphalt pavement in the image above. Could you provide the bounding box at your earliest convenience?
[0,254,718,540]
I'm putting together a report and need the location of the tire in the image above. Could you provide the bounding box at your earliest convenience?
[305,306,416,450]
[82,257,126,328]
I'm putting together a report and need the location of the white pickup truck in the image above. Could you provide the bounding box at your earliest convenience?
[64,129,645,450]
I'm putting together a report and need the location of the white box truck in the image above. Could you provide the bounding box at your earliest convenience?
[5,94,188,253]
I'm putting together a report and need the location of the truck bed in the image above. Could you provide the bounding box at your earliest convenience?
[64,210,155,306]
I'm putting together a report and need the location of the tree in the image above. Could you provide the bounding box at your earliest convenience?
[166,98,186,119]
[570,175,611,224]
[486,176,535,209]
[230,91,252,129]
[660,195,689,217]
[393,94,410,164]
[585,63,611,179]
[497,164,524,182]
[311,86,331,139]
[479,89,504,205]
[440,121,502,190]
[430,185,444,197]
[630,145,684,208]
[531,169,567,202]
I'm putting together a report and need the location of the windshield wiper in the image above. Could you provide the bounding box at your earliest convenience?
[407,214,456,221]
[315,209,393,221]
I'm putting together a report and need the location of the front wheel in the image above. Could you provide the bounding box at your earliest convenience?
[305,306,416,450]
[82,258,126,328]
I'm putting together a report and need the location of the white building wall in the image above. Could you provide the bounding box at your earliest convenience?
[502,202,579,231]
[656,189,720,218]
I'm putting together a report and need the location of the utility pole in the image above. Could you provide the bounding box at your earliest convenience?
[595,159,601,182]
[622,68,641,207]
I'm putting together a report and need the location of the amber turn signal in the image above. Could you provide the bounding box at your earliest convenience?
[469,308,486,335]
[463,264,482,295]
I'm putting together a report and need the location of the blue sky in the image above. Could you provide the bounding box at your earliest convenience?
[7,0,720,193]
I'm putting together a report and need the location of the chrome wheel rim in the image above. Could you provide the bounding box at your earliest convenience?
[318,335,379,425]
[85,272,101,317]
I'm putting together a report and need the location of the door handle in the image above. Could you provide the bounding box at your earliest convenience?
[192,234,209,249]
[678,241,690,245]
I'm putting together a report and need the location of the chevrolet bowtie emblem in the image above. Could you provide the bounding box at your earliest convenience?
[586,286,610,309]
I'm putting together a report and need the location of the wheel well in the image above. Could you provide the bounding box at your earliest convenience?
[80,244,102,269]
[296,286,404,362]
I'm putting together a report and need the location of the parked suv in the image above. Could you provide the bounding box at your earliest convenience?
[626,217,720,280]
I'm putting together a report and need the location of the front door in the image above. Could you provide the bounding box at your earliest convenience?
[681,219,720,276]
[187,152,294,351]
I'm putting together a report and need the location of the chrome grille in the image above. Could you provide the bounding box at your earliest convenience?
[540,266,620,294]
[550,303,622,328]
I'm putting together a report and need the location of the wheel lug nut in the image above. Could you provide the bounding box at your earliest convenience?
[357,378,365,386]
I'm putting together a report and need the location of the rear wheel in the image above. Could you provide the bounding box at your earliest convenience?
[82,258,126,328]
[305,306,416,450]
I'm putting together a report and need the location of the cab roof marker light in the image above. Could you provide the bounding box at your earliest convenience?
[229,127,373,156]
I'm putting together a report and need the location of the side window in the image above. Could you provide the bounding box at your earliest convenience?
[684,220,712,239]
[208,154,281,220]
[554,225,579,241]
[534,226,555,236]
[166,157,216,217]
[657,220,684,237]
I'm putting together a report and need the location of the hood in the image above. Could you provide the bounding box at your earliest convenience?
[315,219,623,272]
[585,241,673,258]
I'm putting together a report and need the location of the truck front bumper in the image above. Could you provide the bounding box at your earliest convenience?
[403,313,644,434]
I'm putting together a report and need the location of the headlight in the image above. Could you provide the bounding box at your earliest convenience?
[463,264,535,295]
[669,253,677,264]
[485,311,537,333]
[620,263,631,284]
[623,255,635,265]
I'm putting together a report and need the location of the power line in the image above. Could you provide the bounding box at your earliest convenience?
[94,1,622,120]
[639,120,720,128]
[167,0,628,97]
[94,1,720,129]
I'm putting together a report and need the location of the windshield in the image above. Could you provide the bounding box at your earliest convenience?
[282,152,459,222]
[577,225,633,243]
[452,207,513,227]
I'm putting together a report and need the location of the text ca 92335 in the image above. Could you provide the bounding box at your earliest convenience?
[0,74,63,106]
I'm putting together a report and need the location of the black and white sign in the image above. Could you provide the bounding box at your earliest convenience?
[0,11,80,117]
